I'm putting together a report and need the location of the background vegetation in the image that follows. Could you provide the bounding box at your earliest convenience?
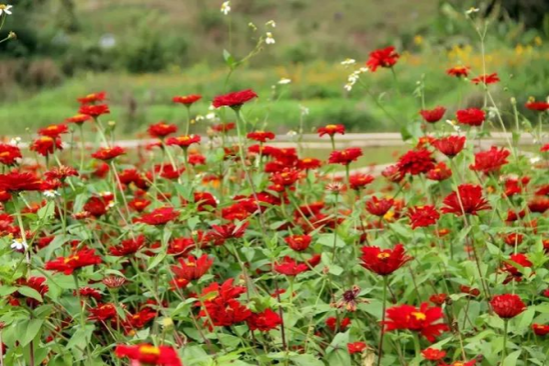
[0,0,548,136]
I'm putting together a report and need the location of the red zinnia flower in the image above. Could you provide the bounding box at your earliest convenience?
[471,72,500,85]
[502,253,532,283]
[148,122,178,138]
[525,100,549,112]
[91,146,125,161]
[366,46,399,72]
[490,294,526,319]
[326,316,351,332]
[77,91,106,105]
[171,254,213,281]
[246,309,282,331]
[39,124,69,138]
[298,158,322,170]
[109,235,146,257]
[382,164,404,183]
[360,244,412,276]
[66,114,92,125]
[285,235,312,252]
[79,104,110,118]
[442,184,490,216]
[426,162,452,181]
[456,108,485,126]
[420,107,446,123]
[328,148,363,165]
[211,122,236,133]
[212,89,258,109]
[247,131,275,142]
[383,303,449,342]
[422,347,446,361]
[0,144,22,165]
[172,94,202,106]
[136,207,179,226]
[366,196,394,217]
[347,342,367,354]
[349,173,374,190]
[45,248,102,275]
[30,136,63,157]
[318,124,345,137]
[431,136,466,157]
[469,146,510,174]
[115,344,182,366]
[533,324,549,336]
[408,205,440,229]
[429,293,448,306]
[397,149,435,176]
[447,66,470,77]
[274,256,309,276]
[129,198,151,212]
[0,172,43,192]
[166,135,201,148]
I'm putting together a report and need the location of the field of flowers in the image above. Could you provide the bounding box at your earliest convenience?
[1,3,549,366]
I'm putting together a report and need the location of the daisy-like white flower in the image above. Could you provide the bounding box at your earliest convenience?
[10,137,21,146]
[248,22,257,31]
[344,67,368,91]
[266,20,276,28]
[11,238,28,251]
[43,190,60,199]
[265,32,275,45]
[278,78,291,85]
[0,4,13,16]
[465,7,480,15]
[220,1,230,15]
[206,112,216,120]
[341,58,356,66]
[445,119,461,133]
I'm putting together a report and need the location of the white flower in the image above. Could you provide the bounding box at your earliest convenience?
[248,22,257,31]
[265,32,275,45]
[287,130,297,136]
[465,7,480,15]
[266,20,276,28]
[195,115,205,121]
[530,156,541,164]
[343,67,368,91]
[43,190,60,199]
[220,1,231,15]
[445,119,461,132]
[11,238,27,251]
[299,105,309,116]
[0,4,13,16]
[9,136,21,146]
[206,112,216,120]
[341,58,356,66]
[278,78,291,85]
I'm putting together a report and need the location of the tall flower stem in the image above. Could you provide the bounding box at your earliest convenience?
[501,319,509,364]
[78,124,86,172]
[73,273,92,365]
[185,106,192,136]
[376,276,388,366]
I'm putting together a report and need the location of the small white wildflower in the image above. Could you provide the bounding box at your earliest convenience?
[265,32,275,45]
[9,137,21,145]
[107,201,116,209]
[465,7,480,15]
[341,58,356,66]
[359,67,369,73]
[299,105,309,116]
[344,83,353,92]
[287,130,297,136]
[43,190,60,199]
[487,107,498,119]
[278,78,291,85]
[445,119,461,132]
[248,22,257,31]
[11,238,27,251]
[0,4,13,16]
[206,112,216,120]
[220,1,231,15]
[530,156,541,164]
[195,115,205,121]
[266,20,276,28]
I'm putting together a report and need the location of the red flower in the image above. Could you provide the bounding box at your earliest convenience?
[45,165,78,180]
[447,66,470,77]
[471,73,500,85]
[347,342,367,354]
[528,196,549,213]
[271,169,300,187]
[0,144,22,166]
[208,222,248,244]
[298,158,323,170]
[420,107,446,123]
[397,149,435,176]
[212,89,258,109]
[212,122,236,133]
[349,173,374,190]
[328,148,363,165]
[148,122,178,138]
[11,277,48,308]
[326,316,351,332]
[91,146,125,161]
[429,293,448,306]
[109,235,146,257]
[39,124,69,138]
[199,279,250,327]
[152,164,184,180]
[526,100,549,112]
[502,253,532,283]
[77,91,106,105]
[456,108,485,126]
[171,254,213,281]
[503,233,524,246]
[426,162,452,181]
[45,248,102,275]
[193,191,218,211]
[79,104,110,118]
[442,184,490,216]
[360,244,412,276]
[136,207,179,226]
[115,344,182,366]
[383,303,449,342]
[382,164,404,183]
[422,347,446,361]
[84,196,109,218]
[166,135,201,148]
[172,94,202,106]
[247,131,275,142]
[0,172,43,192]
[460,285,480,297]
[30,136,63,157]
[469,146,510,174]
[128,198,151,212]
[366,196,394,217]
[490,294,526,319]
[318,124,345,137]
[533,324,549,336]
[408,205,440,229]
[285,235,312,252]
[366,46,399,72]
[89,303,117,321]
[66,114,92,125]
[439,360,477,366]
[274,256,309,276]
[431,136,466,157]
[246,309,282,331]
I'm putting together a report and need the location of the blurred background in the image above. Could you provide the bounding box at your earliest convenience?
[0,0,548,136]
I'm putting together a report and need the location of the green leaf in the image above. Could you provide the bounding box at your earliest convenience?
[148,250,167,271]
[223,49,237,68]
[37,201,55,220]
[503,350,521,366]
[292,354,324,366]
[20,319,44,346]
[17,286,43,302]
[67,324,95,350]
[0,285,18,296]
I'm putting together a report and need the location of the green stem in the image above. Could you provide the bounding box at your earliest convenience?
[376,276,388,366]
[501,320,509,364]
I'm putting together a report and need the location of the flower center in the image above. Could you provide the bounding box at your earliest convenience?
[377,252,390,260]
[411,311,426,321]
[0,5,6,10]
[64,255,79,264]
[139,345,161,356]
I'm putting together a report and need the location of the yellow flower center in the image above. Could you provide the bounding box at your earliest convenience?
[411,311,426,321]
[139,345,161,356]
[0,5,6,10]
[326,124,337,129]
[64,255,79,264]
[377,252,390,259]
